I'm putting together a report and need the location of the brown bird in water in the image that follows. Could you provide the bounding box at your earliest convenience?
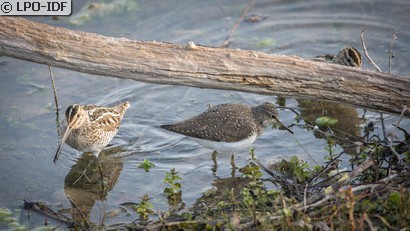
[53,102,130,163]
[312,46,362,67]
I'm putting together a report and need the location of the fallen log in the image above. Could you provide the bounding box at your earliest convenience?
[0,17,409,116]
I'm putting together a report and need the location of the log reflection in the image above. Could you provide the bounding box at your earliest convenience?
[297,99,362,155]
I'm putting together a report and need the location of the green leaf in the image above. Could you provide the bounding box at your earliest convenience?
[138,159,155,172]
[315,116,338,127]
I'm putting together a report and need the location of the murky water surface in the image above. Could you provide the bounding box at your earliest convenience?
[0,0,409,228]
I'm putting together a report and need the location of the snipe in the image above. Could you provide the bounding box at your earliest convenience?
[313,46,362,67]
[53,102,130,163]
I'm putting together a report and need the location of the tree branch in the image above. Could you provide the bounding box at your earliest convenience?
[0,17,409,116]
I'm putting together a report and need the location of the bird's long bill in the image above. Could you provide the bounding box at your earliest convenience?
[53,127,71,163]
[276,120,294,134]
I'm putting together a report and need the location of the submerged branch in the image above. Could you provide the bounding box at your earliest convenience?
[23,200,75,228]
[0,17,409,116]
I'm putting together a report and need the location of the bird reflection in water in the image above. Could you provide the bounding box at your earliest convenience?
[62,147,124,226]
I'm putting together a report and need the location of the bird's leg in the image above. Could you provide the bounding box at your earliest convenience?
[230,154,237,177]
[93,151,101,158]
[211,151,218,174]
[72,157,95,185]
[230,154,237,168]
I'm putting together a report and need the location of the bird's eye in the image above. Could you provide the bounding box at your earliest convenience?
[270,114,276,119]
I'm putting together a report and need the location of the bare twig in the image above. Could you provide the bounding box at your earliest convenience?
[305,124,357,145]
[23,200,74,227]
[252,159,288,185]
[309,151,345,185]
[394,105,408,137]
[48,65,59,111]
[380,113,387,141]
[48,65,61,137]
[276,106,301,116]
[360,30,382,72]
[374,214,394,229]
[292,134,319,166]
[280,192,292,227]
[219,0,255,47]
[292,173,400,212]
[67,195,91,229]
[303,183,308,212]
[363,213,377,231]
[347,187,356,230]
[387,134,402,164]
[330,157,374,191]
[388,28,400,74]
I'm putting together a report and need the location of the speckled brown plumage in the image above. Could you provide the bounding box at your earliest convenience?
[54,102,130,163]
[161,102,291,144]
[313,47,362,67]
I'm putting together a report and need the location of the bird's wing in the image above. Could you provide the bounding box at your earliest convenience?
[161,104,255,142]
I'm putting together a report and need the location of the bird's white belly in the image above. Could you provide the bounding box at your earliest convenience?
[190,134,257,153]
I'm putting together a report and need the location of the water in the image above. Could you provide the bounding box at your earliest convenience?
[0,0,409,229]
